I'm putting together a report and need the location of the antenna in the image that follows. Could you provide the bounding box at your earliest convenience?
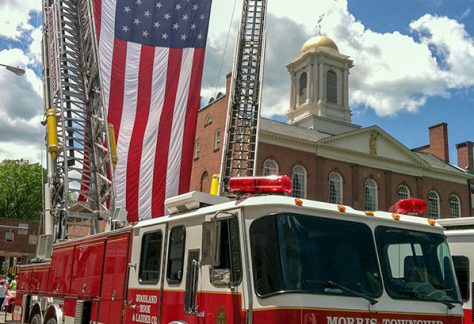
[317,14,325,35]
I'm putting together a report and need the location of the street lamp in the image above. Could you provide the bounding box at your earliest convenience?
[0,63,25,76]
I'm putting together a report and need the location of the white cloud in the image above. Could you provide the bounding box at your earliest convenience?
[0,0,41,39]
[0,48,43,162]
[205,0,474,117]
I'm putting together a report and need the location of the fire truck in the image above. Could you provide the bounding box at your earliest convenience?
[14,0,465,321]
[438,217,474,324]
[15,178,463,323]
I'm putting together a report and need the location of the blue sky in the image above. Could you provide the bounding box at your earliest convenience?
[347,0,474,163]
[0,0,473,165]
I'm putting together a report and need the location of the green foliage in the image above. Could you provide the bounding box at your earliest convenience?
[0,159,46,220]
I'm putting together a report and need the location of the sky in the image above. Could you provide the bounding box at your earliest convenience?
[0,0,473,165]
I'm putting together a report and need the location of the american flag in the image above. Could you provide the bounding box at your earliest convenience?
[93,0,212,222]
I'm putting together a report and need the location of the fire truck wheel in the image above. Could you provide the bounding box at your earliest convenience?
[45,317,58,324]
[29,313,42,324]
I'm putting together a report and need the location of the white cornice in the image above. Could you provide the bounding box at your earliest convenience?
[259,130,471,184]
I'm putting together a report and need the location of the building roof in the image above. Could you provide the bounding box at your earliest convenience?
[414,151,466,174]
[260,118,330,142]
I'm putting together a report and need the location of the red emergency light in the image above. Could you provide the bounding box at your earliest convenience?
[389,198,427,215]
[228,175,293,195]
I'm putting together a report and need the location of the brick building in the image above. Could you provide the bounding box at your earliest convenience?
[191,35,474,218]
[0,218,40,274]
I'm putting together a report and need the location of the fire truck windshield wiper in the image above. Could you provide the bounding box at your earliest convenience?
[400,288,461,310]
[325,281,378,305]
[414,295,457,310]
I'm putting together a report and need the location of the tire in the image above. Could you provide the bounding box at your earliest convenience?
[29,313,42,324]
[45,317,58,324]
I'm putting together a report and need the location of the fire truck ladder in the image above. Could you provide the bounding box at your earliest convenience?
[219,0,268,194]
[42,0,114,241]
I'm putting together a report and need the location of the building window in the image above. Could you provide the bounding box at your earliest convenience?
[204,114,212,126]
[167,226,186,284]
[214,129,221,151]
[194,140,200,159]
[449,195,461,218]
[329,172,343,204]
[5,232,14,243]
[427,191,440,219]
[200,171,208,192]
[263,159,278,176]
[326,70,337,104]
[397,185,410,200]
[28,235,38,245]
[18,223,28,235]
[139,231,163,284]
[298,72,307,105]
[292,165,306,198]
[364,179,378,211]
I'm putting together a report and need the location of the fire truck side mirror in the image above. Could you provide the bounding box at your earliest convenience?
[201,220,221,266]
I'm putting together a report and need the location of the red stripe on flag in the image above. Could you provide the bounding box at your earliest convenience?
[179,49,205,193]
[152,48,183,217]
[107,39,127,135]
[93,0,102,42]
[126,45,155,221]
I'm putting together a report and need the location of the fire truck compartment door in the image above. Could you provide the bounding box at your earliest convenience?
[98,232,131,324]
[126,223,167,324]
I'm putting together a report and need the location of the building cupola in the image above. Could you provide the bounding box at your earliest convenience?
[286,35,359,135]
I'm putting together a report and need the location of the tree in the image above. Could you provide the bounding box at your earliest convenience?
[0,159,46,219]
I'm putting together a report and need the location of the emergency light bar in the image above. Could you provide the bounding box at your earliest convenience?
[389,198,427,215]
[228,175,292,195]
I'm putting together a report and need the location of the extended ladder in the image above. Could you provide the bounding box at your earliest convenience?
[219,0,268,194]
[42,0,113,241]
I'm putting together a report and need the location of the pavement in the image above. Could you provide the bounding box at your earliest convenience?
[0,312,20,324]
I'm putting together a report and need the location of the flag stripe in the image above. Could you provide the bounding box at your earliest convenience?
[115,42,141,211]
[98,0,117,114]
[93,0,102,42]
[125,45,155,221]
[152,49,183,217]
[165,48,194,201]
[138,48,169,220]
[179,48,205,193]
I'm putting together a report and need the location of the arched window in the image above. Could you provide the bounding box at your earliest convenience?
[263,159,278,176]
[328,172,343,204]
[326,70,337,104]
[292,165,307,198]
[449,195,461,218]
[364,179,378,211]
[397,185,410,200]
[298,72,307,105]
[200,171,208,192]
[204,114,212,126]
[427,191,440,219]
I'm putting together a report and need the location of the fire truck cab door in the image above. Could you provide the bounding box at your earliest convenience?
[126,223,167,324]
[198,213,245,323]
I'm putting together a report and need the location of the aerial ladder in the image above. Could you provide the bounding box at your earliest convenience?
[219,0,268,194]
[41,0,114,247]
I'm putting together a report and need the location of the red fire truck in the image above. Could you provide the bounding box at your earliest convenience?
[15,176,463,324]
[438,217,474,324]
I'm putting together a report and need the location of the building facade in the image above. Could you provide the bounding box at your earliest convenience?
[0,218,40,274]
[191,35,474,218]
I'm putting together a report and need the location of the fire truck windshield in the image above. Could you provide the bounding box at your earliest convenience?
[249,213,383,298]
[375,226,461,304]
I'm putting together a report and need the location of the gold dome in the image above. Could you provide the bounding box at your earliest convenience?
[301,35,339,53]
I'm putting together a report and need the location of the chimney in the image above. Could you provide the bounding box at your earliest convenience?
[456,141,474,173]
[429,123,449,162]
